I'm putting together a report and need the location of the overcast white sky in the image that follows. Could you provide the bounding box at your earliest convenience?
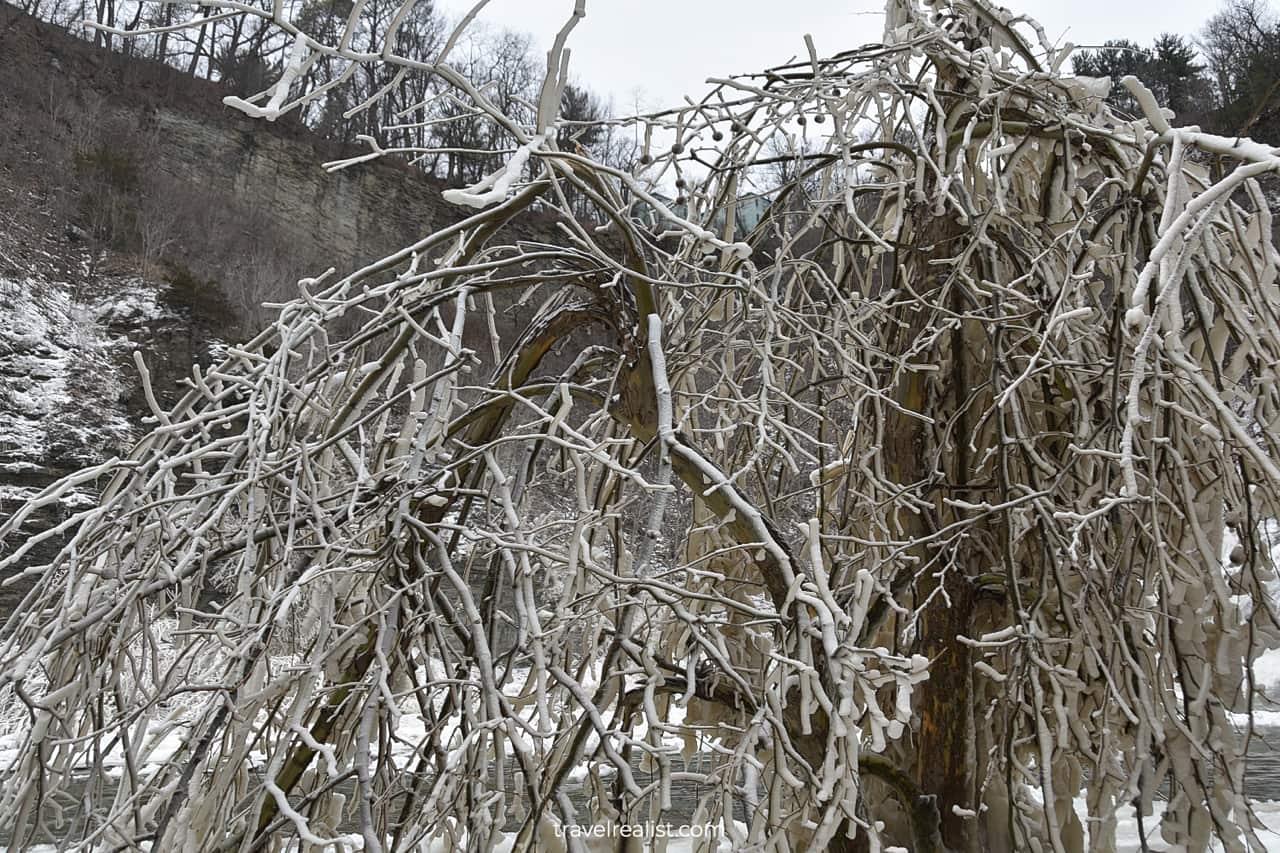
[436,0,1215,111]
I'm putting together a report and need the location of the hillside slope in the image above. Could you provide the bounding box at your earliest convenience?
[0,3,574,602]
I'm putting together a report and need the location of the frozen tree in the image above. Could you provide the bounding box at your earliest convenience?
[4,0,1280,851]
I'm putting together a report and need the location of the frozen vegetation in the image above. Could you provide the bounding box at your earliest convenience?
[5,0,1280,851]
[0,204,151,486]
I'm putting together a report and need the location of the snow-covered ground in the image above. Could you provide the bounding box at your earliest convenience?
[6,802,1280,852]
[1238,646,1280,726]
[0,233,177,487]
[0,190,203,491]
[0,274,132,471]
[0,204,207,629]
[3,651,1280,852]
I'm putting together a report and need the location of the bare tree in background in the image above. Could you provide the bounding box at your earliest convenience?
[4,0,1280,851]
[1201,0,1280,136]
[13,0,629,188]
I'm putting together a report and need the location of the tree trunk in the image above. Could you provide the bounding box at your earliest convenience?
[186,8,212,76]
[914,564,976,850]
[884,212,981,852]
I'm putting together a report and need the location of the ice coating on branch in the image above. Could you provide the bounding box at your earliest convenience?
[6,0,1280,850]
[1120,75,1172,133]
[441,133,547,209]
[1062,75,1111,104]
[223,31,309,121]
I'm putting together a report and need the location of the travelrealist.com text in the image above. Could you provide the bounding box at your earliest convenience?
[554,824,720,840]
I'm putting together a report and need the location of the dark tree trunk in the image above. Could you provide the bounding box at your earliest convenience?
[883,212,982,852]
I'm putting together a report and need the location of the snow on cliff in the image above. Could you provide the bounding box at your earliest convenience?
[0,274,136,474]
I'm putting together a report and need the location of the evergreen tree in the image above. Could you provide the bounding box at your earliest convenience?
[1071,39,1149,114]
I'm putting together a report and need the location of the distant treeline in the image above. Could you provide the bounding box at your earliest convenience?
[1073,0,1280,141]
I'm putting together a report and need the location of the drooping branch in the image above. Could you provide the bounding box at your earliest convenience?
[3,1,1280,852]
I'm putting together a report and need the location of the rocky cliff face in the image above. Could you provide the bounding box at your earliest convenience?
[0,5,567,602]
[0,182,168,609]
[146,108,445,272]
[2,5,456,262]
[1,3,567,307]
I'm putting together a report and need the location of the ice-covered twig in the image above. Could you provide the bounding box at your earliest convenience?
[442,133,548,209]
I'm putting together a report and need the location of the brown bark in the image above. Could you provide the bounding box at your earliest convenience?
[914,569,976,850]
[884,212,982,852]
